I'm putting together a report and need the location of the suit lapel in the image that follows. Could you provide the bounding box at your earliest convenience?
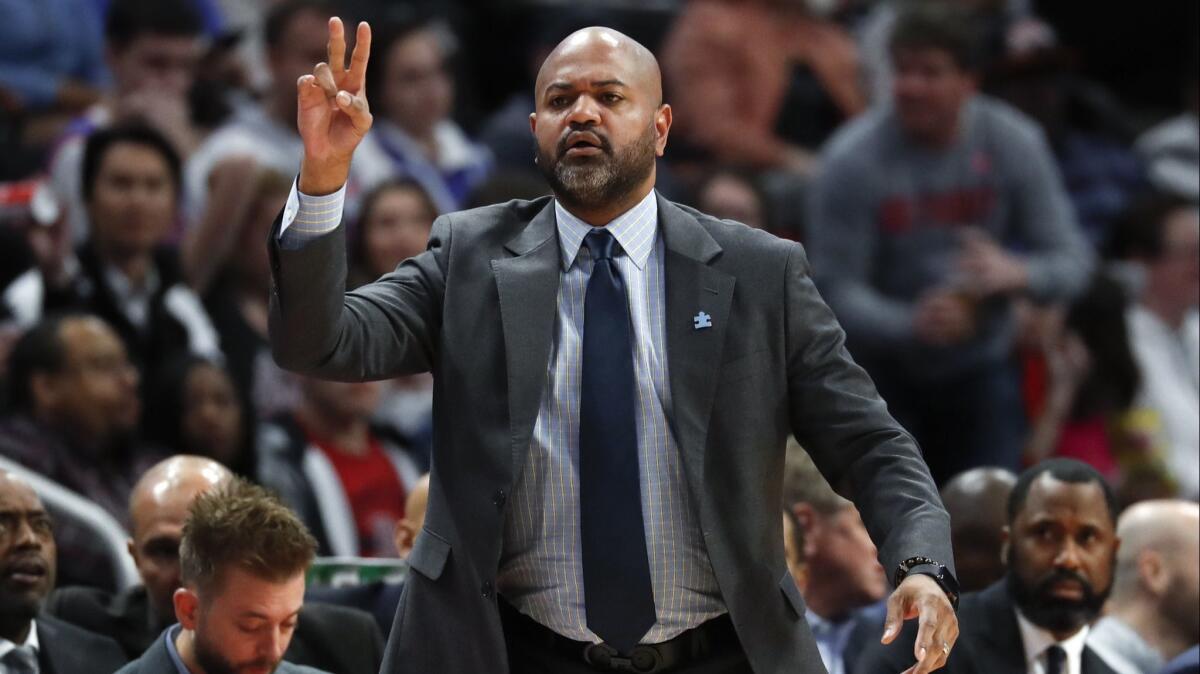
[658,197,735,481]
[966,582,1028,674]
[492,200,561,481]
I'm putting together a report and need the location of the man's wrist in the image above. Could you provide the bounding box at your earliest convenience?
[895,558,960,609]
[298,157,350,196]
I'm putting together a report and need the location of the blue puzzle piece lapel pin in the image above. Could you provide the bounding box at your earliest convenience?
[693,311,712,330]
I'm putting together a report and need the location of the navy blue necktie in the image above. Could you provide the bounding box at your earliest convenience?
[1045,645,1066,674]
[579,229,656,652]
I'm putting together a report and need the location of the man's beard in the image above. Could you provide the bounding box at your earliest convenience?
[536,123,657,213]
[194,621,281,674]
[1005,548,1111,634]
[1161,571,1200,645]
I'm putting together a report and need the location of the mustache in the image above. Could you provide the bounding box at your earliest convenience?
[1034,568,1095,599]
[557,128,612,157]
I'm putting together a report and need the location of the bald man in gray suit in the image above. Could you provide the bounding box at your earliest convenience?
[268,17,960,674]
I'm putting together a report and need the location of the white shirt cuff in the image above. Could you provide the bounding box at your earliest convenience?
[278,179,347,238]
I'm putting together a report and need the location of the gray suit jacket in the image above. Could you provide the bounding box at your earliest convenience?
[268,193,953,673]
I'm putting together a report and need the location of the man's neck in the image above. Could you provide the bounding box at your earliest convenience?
[100,247,155,289]
[557,181,655,227]
[0,616,32,645]
[1140,292,1189,330]
[174,628,205,674]
[1109,601,1191,661]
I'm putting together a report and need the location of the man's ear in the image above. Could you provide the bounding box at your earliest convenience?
[393,520,416,559]
[1138,550,1168,596]
[653,104,672,157]
[30,372,61,412]
[127,538,139,565]
[175,587,199,630]
[529,112,537,135]
[793,503,821,559]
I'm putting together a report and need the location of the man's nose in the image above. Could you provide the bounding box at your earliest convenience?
[565,94,602,126]
[1054,538,1083,571]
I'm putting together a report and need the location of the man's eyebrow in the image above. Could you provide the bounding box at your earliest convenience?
[544,79,628,93]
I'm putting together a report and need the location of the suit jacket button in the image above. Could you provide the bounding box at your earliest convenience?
[492,489,507,508]
[481,581,494,599]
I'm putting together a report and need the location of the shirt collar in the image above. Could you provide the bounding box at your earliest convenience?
[555,189,658,271]
[164,624,194,674]
[0,619,39,658]
[103,262,161,301]
[1016,608,1089,672]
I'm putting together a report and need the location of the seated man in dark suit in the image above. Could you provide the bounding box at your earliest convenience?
[46,455,384,674]
[117,477,335,673]
[855,459,1122,674]
[0,469,127,674]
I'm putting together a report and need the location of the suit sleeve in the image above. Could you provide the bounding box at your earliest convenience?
[267,208,450,381]
[783,242,954,579]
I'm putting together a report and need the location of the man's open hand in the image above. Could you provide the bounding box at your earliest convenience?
[881,574,959,674]
[297,17,372,195]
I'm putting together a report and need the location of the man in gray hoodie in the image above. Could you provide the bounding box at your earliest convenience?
[807,3,1092,484]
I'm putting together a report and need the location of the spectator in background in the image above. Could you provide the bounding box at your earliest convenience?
[661,0,865,175]
[146,356,255,477]
[194,169,300,420]
[4,125,222,408]
[1109,194,1199,499]
[807,3,1092,484]
[46,0,206,244]
[783,440,888,674]
[347,178,438,288]
[854,459,1121,674]
[182,0,328,284]
[352,18,492,214]
[1021,274,1174,502]
[0,0,107,115]
[1090,500,1200,674]
[0,470,129,674]
[940,467,1016,593]
[695,169,769,232]
[0,314,159,587]
[45,455,385,674]
[307,473,429,638]
[347,179,438,460]
[257,377,423,558]
[114,477,329,674]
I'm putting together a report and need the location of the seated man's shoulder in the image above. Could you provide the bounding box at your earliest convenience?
[36,614,128,671]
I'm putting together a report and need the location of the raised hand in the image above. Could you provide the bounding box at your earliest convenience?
[297,17,372,195]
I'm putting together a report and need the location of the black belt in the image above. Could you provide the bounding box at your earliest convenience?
[500,599,740,673]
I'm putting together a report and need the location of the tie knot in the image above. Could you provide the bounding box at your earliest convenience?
[2,644,37,673]
[1044,644,1067,674]
[584,229,618,262]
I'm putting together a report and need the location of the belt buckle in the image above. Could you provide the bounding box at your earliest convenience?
[583,643,663,673]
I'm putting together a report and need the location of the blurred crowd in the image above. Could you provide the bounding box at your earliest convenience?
[0,0,1196,671]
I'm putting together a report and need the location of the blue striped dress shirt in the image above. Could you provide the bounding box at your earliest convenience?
[496,190,725,644]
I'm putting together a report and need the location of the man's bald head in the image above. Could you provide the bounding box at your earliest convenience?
[1110,500,1200,655]
[1113,500,1200,595]
[941,467,1017,592]
[535,27,662,105]
[127,455,232,624]
[129,455,232,534]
